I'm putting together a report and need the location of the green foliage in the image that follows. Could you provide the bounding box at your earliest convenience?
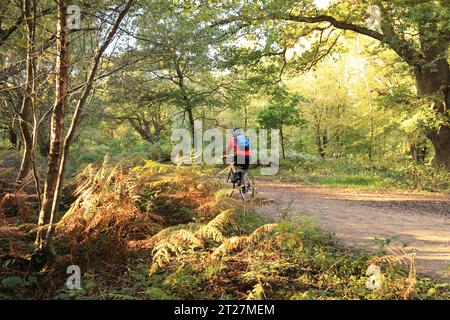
[257,85,305,129]
[2,0,450,302]
[53,272,105,300]
[404,163,450,191]
[138,213,449,300]
[276,156,450,193]
[145,287,172,300]
[0,275,39,299]
[2,276,29,289]
[2,160,448,300]
[162,266,203,298]
[70,131,172,171]
[201,262,228,280]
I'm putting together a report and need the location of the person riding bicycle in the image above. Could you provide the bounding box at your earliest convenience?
[226,128,251,183]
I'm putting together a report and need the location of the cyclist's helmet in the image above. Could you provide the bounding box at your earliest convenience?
[232,127,242,137]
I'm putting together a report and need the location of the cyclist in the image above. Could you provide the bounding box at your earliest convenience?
[225,128,251,183]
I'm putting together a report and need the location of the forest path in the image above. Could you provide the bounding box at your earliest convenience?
[255,178,450,281]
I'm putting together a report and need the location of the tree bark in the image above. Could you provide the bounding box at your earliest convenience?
[314,123,326,158]
[186,106,195,144]
[42,0,135,253]
[16,0,36,182]
[35,0,69,253]
[244,104,248,131]
[38,122,50,157]
[428,125,450,168]
[313,111,327,158]
[174,62,195,144]
[8,125,18,149]
[416,57,450,169]
[17,128,32,181]
[410,142,417,162]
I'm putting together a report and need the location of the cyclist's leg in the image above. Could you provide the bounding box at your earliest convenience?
[242,156,254,192]
[242,155,250,170]
[230,155,240,183]
[234,157,247,189]
[242,155,250,185]
[236,154,249,179]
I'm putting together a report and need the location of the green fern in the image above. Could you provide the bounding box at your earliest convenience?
[196,225,224,242]
[207,209,234,231]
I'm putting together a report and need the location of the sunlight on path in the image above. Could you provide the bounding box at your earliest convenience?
[256,180,450,280]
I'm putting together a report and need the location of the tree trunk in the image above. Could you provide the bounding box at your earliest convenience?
[280,125,285,159]
[41,0,135,254]
[244,104,248,131]
[428,126,450,168]
[38,128,50,157]
[17,132,32,181]
[410,141,428,163]
[128,118,152,142]
[16,0,35,182]
[409,142,417,161]
[35,0,69,254]
[415,57,450,169]
[186,106,195,144]
[368,120,374,161]
[175,63,195,145]
[8,125,18,149]
[314,121,325,158]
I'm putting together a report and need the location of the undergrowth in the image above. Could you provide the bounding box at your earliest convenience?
[274,157,450,193]
[51,212,450,300]
[1,157,449,300]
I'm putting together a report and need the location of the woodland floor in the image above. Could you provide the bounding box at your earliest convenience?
[256,178,450,281]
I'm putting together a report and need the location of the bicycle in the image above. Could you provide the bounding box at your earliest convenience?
[225,165,256,201]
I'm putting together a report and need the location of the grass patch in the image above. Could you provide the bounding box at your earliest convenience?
[269,157,450,193]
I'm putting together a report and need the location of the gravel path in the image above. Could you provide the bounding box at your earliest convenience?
[256,179,450,281]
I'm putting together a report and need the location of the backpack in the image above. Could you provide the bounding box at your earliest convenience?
[235,134,250,152]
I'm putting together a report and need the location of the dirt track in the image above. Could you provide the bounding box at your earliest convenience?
[256,178,450,281]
